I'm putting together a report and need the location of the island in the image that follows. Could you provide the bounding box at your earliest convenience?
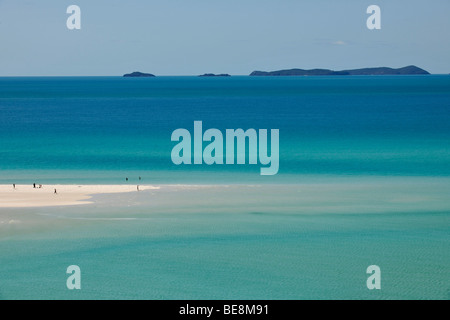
[123,71,155,77]
[199,73,231,77]
[250,65,429,76]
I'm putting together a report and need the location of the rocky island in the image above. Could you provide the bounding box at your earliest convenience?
[199,73,231,77]
[250,65,429,76]
[123,71,155,77]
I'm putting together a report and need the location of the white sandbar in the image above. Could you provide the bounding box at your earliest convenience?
[0,184,159,208]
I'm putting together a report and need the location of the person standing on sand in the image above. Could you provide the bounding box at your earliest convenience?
[33,183,36,188]
[54,189,57,194]
[137,185,140,191]
[13,184,15,189]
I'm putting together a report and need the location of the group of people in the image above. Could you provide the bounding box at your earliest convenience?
[12,183,57,194]
[126,176,142,181]
[125,177,142,191]
[11,176,144,194]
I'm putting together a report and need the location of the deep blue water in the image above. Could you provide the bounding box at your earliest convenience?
[0,76,449,183]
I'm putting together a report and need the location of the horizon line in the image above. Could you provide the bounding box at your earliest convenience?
[1,73,449,78]
[2,66,448,77]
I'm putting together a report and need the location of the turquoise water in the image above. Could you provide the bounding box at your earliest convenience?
[0,76,449,299]
[1,182,449,299]
[0,76,450,183]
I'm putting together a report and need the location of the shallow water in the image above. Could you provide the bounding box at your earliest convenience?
[0,180,449,299]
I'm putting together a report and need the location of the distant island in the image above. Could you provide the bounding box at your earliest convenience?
[123,71,155,77]
[121,66,430,77]
[199,73,231,77]
[250,65,429,76]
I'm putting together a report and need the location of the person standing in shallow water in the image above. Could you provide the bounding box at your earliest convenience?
[126,177,128,181]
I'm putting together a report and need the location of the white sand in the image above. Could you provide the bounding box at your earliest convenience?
[0,184,159,208]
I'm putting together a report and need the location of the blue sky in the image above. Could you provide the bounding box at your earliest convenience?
[0,0,449,75]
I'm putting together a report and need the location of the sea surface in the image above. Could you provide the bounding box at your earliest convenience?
[0,76,449,299]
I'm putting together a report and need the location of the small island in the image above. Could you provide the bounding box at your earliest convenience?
[123,71,155,77]
[199,73,231,77]
[250,65,429,76]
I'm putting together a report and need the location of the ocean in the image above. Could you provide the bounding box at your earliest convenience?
[0,76,449,299]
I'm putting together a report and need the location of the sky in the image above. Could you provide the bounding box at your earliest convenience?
[0,0,449,76]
